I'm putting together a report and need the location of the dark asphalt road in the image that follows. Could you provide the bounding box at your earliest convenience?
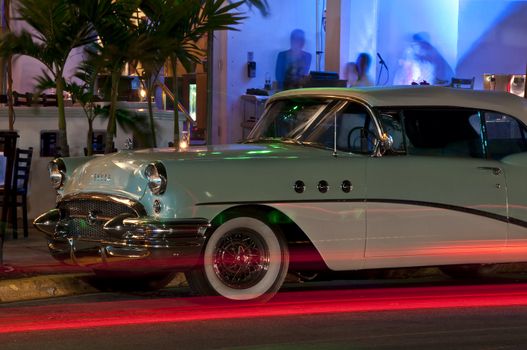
[2,278,527,349]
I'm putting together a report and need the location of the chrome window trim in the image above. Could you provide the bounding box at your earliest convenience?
[283,95,384,156]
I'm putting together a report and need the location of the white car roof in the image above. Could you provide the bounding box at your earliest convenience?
[270,86,527,122]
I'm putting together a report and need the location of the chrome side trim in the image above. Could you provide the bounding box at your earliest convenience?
[103,216,210,240]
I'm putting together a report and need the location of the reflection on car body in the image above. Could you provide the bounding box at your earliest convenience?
[35,86,527,301]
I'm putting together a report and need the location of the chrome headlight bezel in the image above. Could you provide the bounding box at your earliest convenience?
[48,159,66,190]
[145,162,167,195]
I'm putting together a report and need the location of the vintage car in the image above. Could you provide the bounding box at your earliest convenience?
[34,86,527,301]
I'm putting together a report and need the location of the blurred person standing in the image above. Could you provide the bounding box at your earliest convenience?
[276,29,312,90]
[355,53,374,87]
[345,62,359,87]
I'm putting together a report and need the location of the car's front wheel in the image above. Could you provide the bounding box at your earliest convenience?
[186,216,289,301]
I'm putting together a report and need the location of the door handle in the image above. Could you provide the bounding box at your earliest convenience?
[477,166,503,176]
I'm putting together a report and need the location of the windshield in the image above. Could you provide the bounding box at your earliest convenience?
[247,98,331,142]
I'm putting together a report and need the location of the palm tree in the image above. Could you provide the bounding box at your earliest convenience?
[73,0,145,153]
[75,0,265,152]
[1,0,15,131]
[139,0,247,150]
[130,16,176,148]
[66,59,102,156]
[140,0,270,149]
[0,0,94,156]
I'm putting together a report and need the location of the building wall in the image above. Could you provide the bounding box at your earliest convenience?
[375,0,460,86]
[0,107,182,219]
[343,0,379,80]
[456,0,527,89]
[217,1,318,144]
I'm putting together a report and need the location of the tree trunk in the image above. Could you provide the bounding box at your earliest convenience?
[87,118,94,156]
[5,0,14,131]
[6,57,14,131]
[147,87,157,148]
[105,69,120,154]
[56,76,69,157]
[170,55,179,150]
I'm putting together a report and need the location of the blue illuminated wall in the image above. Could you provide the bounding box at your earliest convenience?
[374,0,460,85]
[346,0,527,88]
[457,0,527,89]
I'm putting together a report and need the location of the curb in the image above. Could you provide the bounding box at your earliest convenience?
[0,274,97,303]
[0,272,188,304]
[2,265,527,304]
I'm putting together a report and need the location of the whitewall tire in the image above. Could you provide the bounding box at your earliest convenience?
[187,216,289,301]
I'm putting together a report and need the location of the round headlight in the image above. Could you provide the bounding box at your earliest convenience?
[145,162,167,195]
[48,159,66,190]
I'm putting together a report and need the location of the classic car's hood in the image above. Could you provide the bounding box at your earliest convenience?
[132,143,326,161]
[61,143,329,200]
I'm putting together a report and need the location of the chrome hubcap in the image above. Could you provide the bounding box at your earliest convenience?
[212,229,270,289]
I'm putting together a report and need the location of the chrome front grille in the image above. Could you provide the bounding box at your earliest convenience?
[57,196,141,241]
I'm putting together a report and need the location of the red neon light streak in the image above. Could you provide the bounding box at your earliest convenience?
[2,283,527,334]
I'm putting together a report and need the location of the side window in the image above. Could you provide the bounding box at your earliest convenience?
[485,112,527,160]
[338,104,376,154]
[402,108,485,159]
[303,102,375,154]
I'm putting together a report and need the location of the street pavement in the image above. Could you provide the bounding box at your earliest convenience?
[2,280,527,349]
[3,228,527,349]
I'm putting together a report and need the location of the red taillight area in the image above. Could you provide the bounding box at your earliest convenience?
[3,283,527,334]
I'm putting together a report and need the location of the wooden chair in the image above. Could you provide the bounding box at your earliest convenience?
[0,148,33,238]
[450,77,475,89]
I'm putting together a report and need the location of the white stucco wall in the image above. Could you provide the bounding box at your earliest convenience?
[0,106,183,219]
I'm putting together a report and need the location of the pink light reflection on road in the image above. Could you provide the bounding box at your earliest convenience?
[2,282,527,334]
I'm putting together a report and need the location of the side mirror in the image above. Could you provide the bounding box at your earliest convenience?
[377,133,393,155]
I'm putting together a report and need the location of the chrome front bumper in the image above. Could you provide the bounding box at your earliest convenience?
[34,209,209,271]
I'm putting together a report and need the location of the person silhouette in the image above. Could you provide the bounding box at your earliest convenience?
[275,29,312,90]
[345,62,359,87]
[355,53,374,87]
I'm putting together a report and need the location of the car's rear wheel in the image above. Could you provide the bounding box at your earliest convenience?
[186,216,289,301]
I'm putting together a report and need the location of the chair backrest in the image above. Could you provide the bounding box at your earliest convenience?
[450,77,475,89]
[13,91,34,107]
[42,94,58,107]
[13,147,33,193]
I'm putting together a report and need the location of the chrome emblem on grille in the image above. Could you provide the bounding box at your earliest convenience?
[87,210,99,225]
